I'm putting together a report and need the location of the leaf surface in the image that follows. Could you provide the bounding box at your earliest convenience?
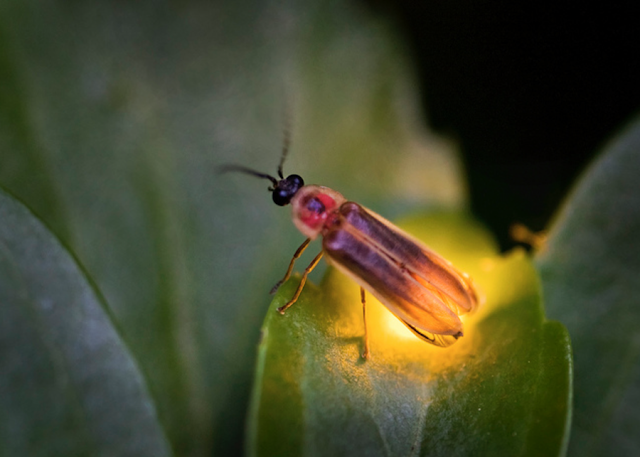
[537,115,640,456]
[0,189,172,457]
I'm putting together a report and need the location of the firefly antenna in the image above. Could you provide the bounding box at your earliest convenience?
[217,164,278,187]
[277,98,292,179]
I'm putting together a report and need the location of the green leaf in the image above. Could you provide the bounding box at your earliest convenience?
[536,115,640,456]
[0,1,467,453]
[248,212,572,456]
[0,189,172,456]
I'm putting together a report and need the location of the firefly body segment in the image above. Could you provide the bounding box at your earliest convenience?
[290,185,479,348]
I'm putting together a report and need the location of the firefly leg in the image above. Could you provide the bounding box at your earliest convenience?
[270,238,312,294]
[361,287,370,360]
[277,250,324,314]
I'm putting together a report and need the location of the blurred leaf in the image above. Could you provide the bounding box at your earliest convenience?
[0,189,172,456]
[537,115,640,456]
[248,212,572,456]
[0,1,467,454]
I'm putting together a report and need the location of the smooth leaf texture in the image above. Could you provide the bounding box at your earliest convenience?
[536,115,640,456]
[0,189,172,456]
[248,212,572,456]
[0,1,466,454]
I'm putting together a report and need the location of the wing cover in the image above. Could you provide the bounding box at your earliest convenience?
[323,202,479,346]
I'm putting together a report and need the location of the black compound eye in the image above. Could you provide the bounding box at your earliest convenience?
[272,188,293,206]
[272,174,304,206]
[287,174,304,190]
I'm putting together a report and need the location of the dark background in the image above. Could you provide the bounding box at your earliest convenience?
[374,0,640,250]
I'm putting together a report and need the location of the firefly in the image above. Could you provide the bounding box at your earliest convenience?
[222,150,479,359]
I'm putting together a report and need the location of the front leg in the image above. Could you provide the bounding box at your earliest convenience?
[270,238,311,294]
[277,250,324,314]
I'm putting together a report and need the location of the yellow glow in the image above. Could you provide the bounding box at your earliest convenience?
[302,214,537,383]
[480,257,497,272]
[379,304,416,340]
[317,225,529,379]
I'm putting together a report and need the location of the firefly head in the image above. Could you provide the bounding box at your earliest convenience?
[272,174,304,206]
[220,117,304,206]
[218,165,304,206]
